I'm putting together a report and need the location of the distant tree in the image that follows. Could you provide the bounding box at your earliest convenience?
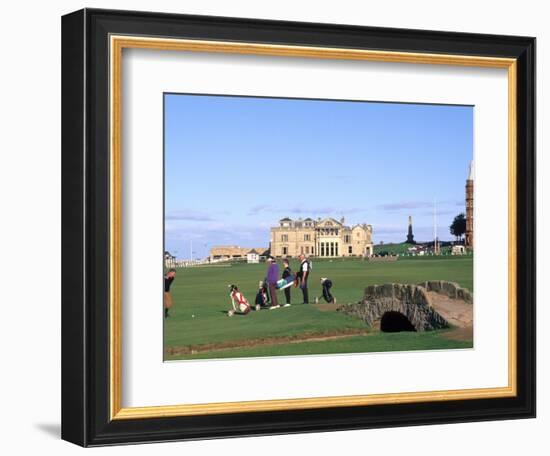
[450,213,467,242]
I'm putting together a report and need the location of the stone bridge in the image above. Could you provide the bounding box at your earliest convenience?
[337,283,450,331]
[417,280,473,304]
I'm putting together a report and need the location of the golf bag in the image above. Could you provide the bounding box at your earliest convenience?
[255,280,270,307]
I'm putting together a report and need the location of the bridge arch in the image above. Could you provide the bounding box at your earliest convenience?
[337,283,449,332]
[380,311,416,332]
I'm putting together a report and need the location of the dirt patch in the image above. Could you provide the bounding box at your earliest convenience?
[427,291,473,328]
[312,302,341,312]
[428,292,473,342]
[441,325,473,342]
[166,328,369,356]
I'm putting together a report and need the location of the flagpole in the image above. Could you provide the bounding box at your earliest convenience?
[434,199,438,254]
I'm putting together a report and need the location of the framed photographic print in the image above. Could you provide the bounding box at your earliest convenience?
[61,8,536,447]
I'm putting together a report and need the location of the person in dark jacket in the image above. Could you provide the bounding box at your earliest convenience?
[297,254,310,304]
[320,277,335,304]
[281,258,292,307]
[255,280,269,308]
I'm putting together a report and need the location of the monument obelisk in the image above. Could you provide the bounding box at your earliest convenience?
[406,216,415,244]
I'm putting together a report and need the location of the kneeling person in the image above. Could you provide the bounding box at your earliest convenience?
[320,277,336,304]
[228,284,252,316]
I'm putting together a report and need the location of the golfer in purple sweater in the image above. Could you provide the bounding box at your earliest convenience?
[266,256,280,309]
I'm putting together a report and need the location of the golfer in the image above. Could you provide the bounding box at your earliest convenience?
[320,277,335,303]
[281,258,292,307]
[228,284,252,315]
[298,254,310,304]
[266,256,280,309]
[164,268,176,318]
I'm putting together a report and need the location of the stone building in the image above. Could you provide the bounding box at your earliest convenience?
[465,160,474,249]
[210,245,268,260]
[246,249,260,264]
[270,217,373,258]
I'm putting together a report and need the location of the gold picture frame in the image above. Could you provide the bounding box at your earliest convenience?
[109,36,518,420]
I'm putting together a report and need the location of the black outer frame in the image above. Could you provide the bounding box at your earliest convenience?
[61,8,536,447]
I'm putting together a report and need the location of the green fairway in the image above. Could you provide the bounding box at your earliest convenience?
[164,256,473,360]
[165,330,472,361]
[374,242,417,255]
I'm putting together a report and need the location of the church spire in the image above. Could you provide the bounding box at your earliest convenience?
[467,160,475,181]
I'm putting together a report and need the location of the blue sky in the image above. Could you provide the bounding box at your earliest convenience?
[165,94,473,259]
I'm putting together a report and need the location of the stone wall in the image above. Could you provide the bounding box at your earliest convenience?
[337,283,448,331]
[417,280,473,304]
[210,246,267,259]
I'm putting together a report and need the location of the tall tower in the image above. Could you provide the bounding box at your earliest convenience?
[465,160,474,249]
[406,216,415,244]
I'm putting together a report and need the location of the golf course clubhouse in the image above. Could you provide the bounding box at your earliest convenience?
[271,217,374,258]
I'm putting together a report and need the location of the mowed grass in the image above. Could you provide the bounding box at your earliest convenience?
[164,256,473,360]
[374,242,417,255]
[165,331,473,361]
